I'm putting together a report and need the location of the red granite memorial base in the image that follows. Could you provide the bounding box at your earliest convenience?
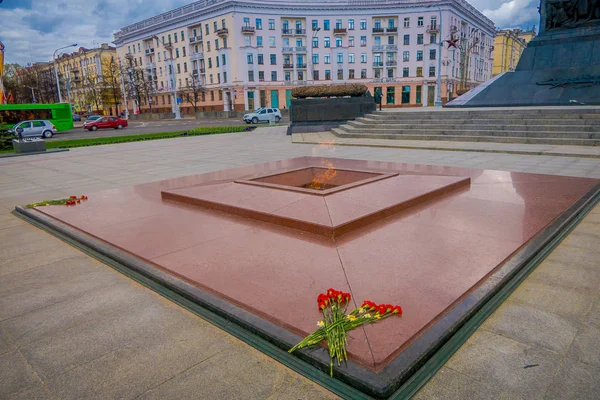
[21,157,599,395]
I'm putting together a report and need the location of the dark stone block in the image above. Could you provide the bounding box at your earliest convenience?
[551,44,572,68]
[12,139,46,154]
[516,48,535,71]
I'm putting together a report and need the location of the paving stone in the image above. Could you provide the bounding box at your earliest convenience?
[482,302,579,355]
[0,213,26,231]
[545,244,600,270]
[586,298,600,329]
[0,350,42,397]
[137,343,338,400]
[508,280,596,324]
[560,231,600,254]
[7,384,52,400]
[0,241,82,277]
[413,366,521,400]
[445,330,561,398]
[544,358,600,400]
[527,259,600,293]
[0,257,122,321]
[45,316,236,400]
[567,324,600,367]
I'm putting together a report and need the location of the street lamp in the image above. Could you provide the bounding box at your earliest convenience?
[163,42,182,119]
[53,43,77,103]
[427,5,443,107]
[25,86,36,103]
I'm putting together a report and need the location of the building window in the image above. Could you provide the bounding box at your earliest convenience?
[223,37,227,48]
[402,86,410,104]
[337,53,343,63]
[374,69,381,79]
[360,53,367,63]
[324,54,331,64]
[184,62,188,72]
[213,21,218,32]
[269,19,275,29]
[349,19,355,30]
[312,20,318,30]
[223,72,227,83]
[324,19,330,30]
[429,66,436,77]
[430,33,437,44]
[337,69,343,80]
[360,19,367,29]
[403,51,409,61]
[222,54,226,65]
[429,49,436,60]
[349,36,355,46]
[361,69,367,78]
[336,37,342,47]
[417,34,424,45]
[174,33,178,42]
[211,91,215,100]
[387,68,394,78]
[177,63,181,73]
[208,58,212,68]
[403,34,410,45]
[269,36,276,47]
[258,54,264,64]
[244,36,251,46]
[374,20,381,29]
[312,37,318,48]
[417,17,424,27]
[217,74,221,84]
[248,71,254,81]
[324,37,330,47]
[403,17,410,28]
[205,24,209,35]
[285,71,291,81]
[417,50,423,61]
[222,19,226,29]
[388,19,395,28]
[360,36,367,46]
[175,48,180,58]
[336,19,342,29]
[256,18,262,29]
[325,69,331,80]
[271,71,277,81]
[259,71,265,81]
[416,85,422,103]
[388,36,395,45]
[386,86,395,104]
[257,36,263,46]
[270,54,276,64]
[349,53,355,63]
[296,38,303,47]
[312,53,319,64]
[430,17,437,29]
[243,17,250,25]
[298,71,304,81]
[207,42,211,51]
[403,67,409,77]
[313,70,319,81]
[247,54,253,64]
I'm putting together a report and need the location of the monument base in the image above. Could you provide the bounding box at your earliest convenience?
[12,139,46,153]
[448,27,600,107]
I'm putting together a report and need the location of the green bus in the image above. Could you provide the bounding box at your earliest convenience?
[0,103,74,132]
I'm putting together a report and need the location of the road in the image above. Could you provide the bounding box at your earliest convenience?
[50,117,288,140]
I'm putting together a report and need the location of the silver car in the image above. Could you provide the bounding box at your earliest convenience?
[10,120,57,139]
[243,108,282,124]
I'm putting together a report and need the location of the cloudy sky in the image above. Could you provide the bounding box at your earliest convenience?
[0,0,540,65]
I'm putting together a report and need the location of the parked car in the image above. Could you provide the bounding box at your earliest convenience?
[72,114,82,122]
[85,115,101,122]
[83,116,128,131]
[243,108,282,124]
[9,120,57,139]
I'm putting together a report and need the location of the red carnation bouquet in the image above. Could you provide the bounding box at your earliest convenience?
[289,288,402,375]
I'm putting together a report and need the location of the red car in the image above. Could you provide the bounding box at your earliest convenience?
[83,116,128,131]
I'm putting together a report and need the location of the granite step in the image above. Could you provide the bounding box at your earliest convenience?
[346,120,600,133]
[364,113,600,120]
[354,117,600,126]
[330,128,600,146]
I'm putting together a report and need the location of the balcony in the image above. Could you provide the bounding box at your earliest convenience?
[372,27,384,33]
[426,24,439,33]
[386,60,397,66]
[296,63,307,69]
[145,48,155,54]
[333,28,347,34]
[189,35,202,43]
[200,68,206,74]
[241,26,255,34]
[146,62,156,69]
[282,28,306,35]
[295,46,307,52]
[293,80,308,85]
[283,63,294,69]
[216,28,229,37]
[372,44,398,52]
[190,52,204,61]
[373,61,383,67]
[282,46,294,53]
[373,77,397,83]
[386,27,398,33]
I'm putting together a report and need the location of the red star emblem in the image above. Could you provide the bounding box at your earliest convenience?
[446,35,459,49]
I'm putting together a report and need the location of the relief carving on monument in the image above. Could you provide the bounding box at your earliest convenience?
[545,0,600,30]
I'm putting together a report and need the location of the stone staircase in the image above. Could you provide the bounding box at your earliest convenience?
[331,108,600,146]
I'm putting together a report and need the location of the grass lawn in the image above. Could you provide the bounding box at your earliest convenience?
[0,126,254,155]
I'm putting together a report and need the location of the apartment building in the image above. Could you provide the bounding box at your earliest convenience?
[113,0,495,113]
[492,28,536,76]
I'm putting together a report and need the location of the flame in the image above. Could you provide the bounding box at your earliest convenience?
[307,162,337,190]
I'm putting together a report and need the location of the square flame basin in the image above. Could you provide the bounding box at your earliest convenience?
[30,157,600,375]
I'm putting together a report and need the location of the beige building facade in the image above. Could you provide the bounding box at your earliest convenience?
[113,0,495,113]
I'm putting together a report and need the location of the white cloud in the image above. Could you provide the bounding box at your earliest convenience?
[472,0,540,30]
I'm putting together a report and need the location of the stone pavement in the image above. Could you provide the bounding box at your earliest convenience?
[0,126,598,399]
[293,131,600,160]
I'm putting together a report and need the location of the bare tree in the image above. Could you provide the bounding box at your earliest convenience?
[101,57,122,114]
[182,72,205,113]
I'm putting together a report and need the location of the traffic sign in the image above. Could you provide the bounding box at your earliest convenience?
[177,97,182,104]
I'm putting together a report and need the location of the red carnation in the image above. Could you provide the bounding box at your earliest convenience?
[70,196,76,199]
[77,200,81,204]
[393,306,403,315]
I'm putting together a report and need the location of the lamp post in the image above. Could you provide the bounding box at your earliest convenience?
[25,86,36,103]
[163,42,182,119]
[119,60,129,119]
[53,44,77,103]
[426,6,443,107]
[310,27,321,84]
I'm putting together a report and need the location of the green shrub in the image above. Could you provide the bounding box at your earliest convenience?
[291,84,368,99]
[0,130,16,151]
